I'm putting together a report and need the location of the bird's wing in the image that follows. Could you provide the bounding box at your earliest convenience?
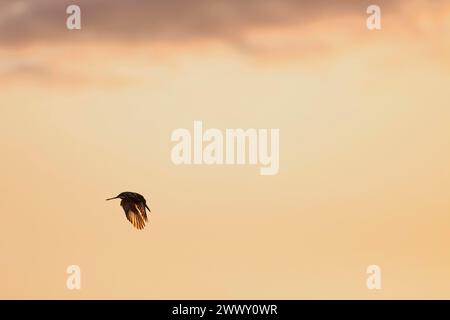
[121,200,146,230]
[135,202,148,222]
[126,211,145,230]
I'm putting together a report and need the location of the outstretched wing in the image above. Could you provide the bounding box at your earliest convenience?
[120,199,146,230]
[135,202,149,222]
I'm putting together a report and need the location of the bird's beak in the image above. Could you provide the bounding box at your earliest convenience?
[106,196,118,201]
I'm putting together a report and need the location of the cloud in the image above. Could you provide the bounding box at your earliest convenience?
[2,0,449,85]
[0,60,49,77]
[0,0,407,46]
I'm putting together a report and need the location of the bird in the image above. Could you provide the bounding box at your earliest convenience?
[106,192,151,230]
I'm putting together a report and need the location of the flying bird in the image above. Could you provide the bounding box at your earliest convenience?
[106,192,151,230]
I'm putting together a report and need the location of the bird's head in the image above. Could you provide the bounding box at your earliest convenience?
[106,192,127,201]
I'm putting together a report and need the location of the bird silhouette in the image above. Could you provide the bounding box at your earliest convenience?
[106,192,151,230]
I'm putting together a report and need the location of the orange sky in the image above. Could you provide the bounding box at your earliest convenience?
[1,0,450,299]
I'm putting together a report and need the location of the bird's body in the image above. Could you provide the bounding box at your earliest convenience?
[106,192,151,230]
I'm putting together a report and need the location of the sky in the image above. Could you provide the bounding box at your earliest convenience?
[1,0,450,299]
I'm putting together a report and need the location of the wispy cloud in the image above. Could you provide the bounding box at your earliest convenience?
[1,0,449,85]
[0,0,409,46]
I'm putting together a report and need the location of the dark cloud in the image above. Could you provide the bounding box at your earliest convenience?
[0,0,406,46]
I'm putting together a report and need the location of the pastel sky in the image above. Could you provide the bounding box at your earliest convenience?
[1,0,450,299]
